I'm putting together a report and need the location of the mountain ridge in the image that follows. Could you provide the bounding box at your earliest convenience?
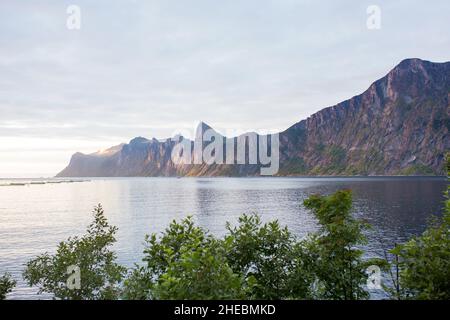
[57,58,450,177]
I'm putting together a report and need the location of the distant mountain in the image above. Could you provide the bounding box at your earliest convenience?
[57,58,450,177]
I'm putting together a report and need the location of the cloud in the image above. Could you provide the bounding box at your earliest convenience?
[1,0,450,176]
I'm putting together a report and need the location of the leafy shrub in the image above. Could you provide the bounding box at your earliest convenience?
[303,190,373,300]
[23,205,126,300]
[0,273,16,300]
[123,217,244,300]
[387,156,450,299]
[25,184,450,300]
[225,214,314,299]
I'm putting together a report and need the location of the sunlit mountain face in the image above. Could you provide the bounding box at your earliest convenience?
[58,59,450,178]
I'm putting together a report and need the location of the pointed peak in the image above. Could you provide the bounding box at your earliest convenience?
[195,121,223,140]
[195,121,216,136]
[197,121,213,131]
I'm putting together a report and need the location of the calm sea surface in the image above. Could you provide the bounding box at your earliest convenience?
[0,177,447,299]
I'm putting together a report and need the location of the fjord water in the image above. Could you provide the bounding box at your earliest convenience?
[0,177,447,299]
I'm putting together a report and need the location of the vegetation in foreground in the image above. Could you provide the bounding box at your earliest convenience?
[385,159,450,300]
[0,273,16,300]
[1,163,449,300]
[22,205,126,300]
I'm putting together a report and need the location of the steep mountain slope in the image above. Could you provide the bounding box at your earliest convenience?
[278,58,449,175]
[57,58,450,177]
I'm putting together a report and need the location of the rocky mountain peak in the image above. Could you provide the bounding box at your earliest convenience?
[57,59,450,177]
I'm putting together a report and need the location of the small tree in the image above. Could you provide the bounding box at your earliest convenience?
[388,156,450,299]
[224,214,313,299]
[303,190,371,300]
[123,217,244,300]
[0,273,16,300]
[23,204,126,300]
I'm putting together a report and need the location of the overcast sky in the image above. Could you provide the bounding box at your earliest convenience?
[1,0,449,177]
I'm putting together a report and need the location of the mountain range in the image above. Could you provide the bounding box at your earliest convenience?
[57,58,450,177]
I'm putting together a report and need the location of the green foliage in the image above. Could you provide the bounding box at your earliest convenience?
[399,164,435,176]
[0,273,16,300]
[327,146,346,164]
[225,214,314,299]
[23,204,126,300]
[280,158,307,175]
[389,217,450,299]
[152,239,243,299]
[310,145,348,174]
[121,266,153,300]
[387,156,450,299]
[303,190,371,300]
[124,215,316,300]
[123,217,244,300]
[20,181,450,300]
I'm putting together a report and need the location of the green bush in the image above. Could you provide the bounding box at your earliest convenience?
[124,191,376,300]
[24,182,450,300]
[23,204,126,300]
[387,155,450,299]
[303,190,373,300]
[0,273,16,300]
[225,214,314,299]
[123,217,244,300]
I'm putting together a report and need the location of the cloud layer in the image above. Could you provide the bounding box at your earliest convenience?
[1,0,449,176]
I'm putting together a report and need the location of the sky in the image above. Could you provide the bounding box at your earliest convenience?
[0,0,449,177]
